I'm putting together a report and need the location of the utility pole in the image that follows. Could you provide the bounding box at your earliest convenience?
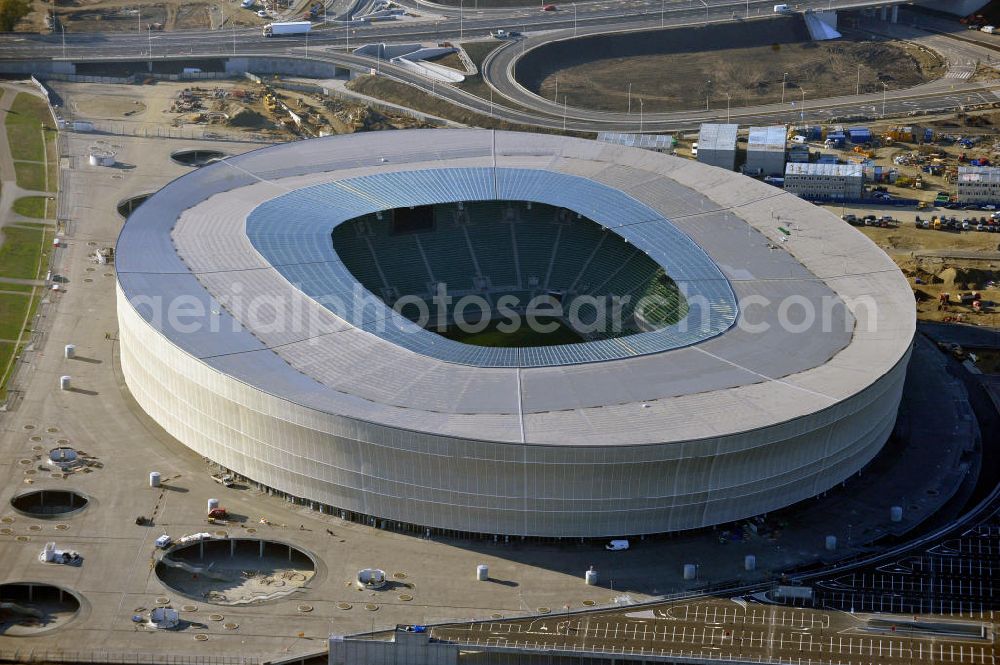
[639,97,643,134]
[705,79,711,111]
[562,95,567,132]
[781,71,788,104]
[726,92,730,124]
[882,82,888,117]
[460,0,464,40]
[61,24,66,58]
[856,64,861,96]
[627,82,631,114]
[661,0,665,27]
[572,2,577,36]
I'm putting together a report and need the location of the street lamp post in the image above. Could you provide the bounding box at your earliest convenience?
[800,88,805,122]
[725,91,731,124]
[573,2,577,36]
[781,71,788,104]
[562,95,567,132]
[460,0,463,40]
[554,76,558,103]
[856,64,861,96]
[627,82,631,114]
[705,79,711,111]
[661,0,665,28]
[882,82,888,117]
[639,97,644,134]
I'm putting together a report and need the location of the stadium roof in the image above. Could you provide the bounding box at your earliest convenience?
[117,130,914,446]
[246,167,736,368]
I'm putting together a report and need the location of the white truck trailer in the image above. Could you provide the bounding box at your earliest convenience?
[263,21,312,37]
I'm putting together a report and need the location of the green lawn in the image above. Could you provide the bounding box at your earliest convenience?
[12,196,50,218]
[0,225,45,280]
[0,340,21,399]
[0,292,33,340]
[440,316,584,348]
[13,161,50,192]
[0,282,35,293]
[5,93,52,163]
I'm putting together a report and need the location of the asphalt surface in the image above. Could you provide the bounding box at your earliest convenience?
[431,519,1000,664]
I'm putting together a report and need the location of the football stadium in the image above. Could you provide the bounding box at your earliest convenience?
[116,129,915,538]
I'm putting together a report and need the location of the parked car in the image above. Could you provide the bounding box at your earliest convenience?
[541,3,556,10]
[606,539,630,551]
[155,534,172,549]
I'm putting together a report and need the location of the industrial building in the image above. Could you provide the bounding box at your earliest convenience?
[957,165,1000,205]
[783,162,864,200]
[116,129,913,539]
[696,123,738,170]
[595,132,675,152]
[745,125,787,176]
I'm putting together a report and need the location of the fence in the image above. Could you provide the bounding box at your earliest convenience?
[0,650,262,665]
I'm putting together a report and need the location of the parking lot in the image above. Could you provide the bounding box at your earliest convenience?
[431,520,1000,664]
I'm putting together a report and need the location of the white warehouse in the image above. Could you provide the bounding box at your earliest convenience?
[957,166,1000,205]
[784,162,864,201]
[745,126,787,176]
[697,123,738,170]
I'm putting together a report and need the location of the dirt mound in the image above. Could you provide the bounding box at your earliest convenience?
[227,107,272,129]
[937,267,1000,290]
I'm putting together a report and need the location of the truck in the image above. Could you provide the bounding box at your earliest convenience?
[262,21,311,37]
[773,4,791,13]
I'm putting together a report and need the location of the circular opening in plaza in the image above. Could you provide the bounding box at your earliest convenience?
[0,582,83,636]
[154,538,316,606]
[116,193,152,219]
[169,149,227,167]
[9,489,89,519]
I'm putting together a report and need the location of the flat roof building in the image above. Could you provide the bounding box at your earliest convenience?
[746,125,787,176]
[596,132,675,153]
[957,166,1000,204]
[697,123,738,170]
[784,162,863,201]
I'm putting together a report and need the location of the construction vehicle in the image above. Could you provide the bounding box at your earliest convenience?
[852,145,874,159]
[212,472,235,487]
[207,507,229,520]
[262,21,311,37]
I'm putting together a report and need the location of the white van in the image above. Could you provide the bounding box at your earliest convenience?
[791,135,807,144]
[773,4,791,13]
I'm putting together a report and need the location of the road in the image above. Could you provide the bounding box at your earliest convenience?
[431,519,1000,664]
[0,0,969,132]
